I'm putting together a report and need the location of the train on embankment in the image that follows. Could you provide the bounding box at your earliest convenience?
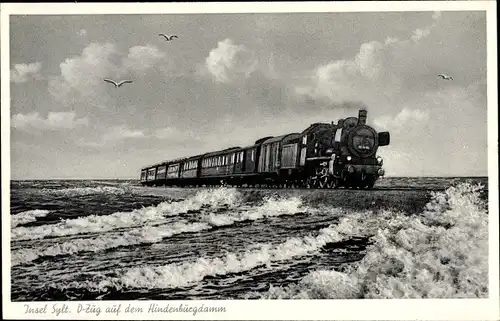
[140,109,390,189]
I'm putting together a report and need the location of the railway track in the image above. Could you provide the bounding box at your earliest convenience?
[140,185,452,192]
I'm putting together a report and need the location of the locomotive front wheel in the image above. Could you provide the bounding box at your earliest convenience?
[318,176,329,189]
[306,177,314,189]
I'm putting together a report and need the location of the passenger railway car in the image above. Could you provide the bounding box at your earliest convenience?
[140,109,390,189]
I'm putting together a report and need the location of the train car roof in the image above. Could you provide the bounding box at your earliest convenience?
[202,146,242,158]
[254,136,274,145]
[141,156,190,169]
[240,144,259,150]
[262,133,301,145]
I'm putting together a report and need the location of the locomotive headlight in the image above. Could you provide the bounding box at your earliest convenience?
[377,156,383,165]
[346,156,352,161]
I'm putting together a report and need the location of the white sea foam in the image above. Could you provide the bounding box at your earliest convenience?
[11,187,241,241]
[12,193,312,265]
[254,183,488,299]
[206,195,308,226]
[11,210,50,228]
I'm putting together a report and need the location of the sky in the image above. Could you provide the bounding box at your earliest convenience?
[8,11,488,179]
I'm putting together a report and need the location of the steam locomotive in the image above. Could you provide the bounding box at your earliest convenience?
[140,109,390,189]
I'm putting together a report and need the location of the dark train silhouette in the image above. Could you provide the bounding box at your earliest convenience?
[140,109,390,189]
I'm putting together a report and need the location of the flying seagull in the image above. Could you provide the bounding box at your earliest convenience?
[104,79,133,88]
[437,74,453,80]
[158,34,178,41]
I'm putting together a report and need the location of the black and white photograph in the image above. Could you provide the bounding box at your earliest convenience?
[1,1,499,320]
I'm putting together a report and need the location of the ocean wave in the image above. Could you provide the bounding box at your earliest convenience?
[11,187,241,241]
[11,221,211,266]
[11,210,50,228]
[12,194,312,265]
[251,182,488,299]
[38,186,132,196]
[49,210,364,292]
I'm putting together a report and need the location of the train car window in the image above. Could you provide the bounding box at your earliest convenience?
[251,150,255,162]
[302,136,307,145]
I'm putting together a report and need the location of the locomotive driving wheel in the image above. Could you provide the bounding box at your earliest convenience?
[327,177,340,189]
[316,167,330,189]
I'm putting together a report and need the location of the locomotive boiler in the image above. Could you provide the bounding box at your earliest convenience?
[140,109,390,190]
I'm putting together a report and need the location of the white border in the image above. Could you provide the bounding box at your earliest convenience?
[1,2,498,320]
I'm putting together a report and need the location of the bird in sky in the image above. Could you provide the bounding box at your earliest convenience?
[158,34,178,41]
[103,79,133,88]
[437,74,453,80]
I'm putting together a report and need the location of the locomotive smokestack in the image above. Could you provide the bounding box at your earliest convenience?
[358,109,367,125]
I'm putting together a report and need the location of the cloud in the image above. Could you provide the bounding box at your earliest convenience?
[122,45,169,74]
[296,12,446,108]
[10,62,42,83]
[78,29,87,36]
[11,112,88,132]
[48,43,120,104]
[103,125,145,141]
[48,42,171,107]
[204,39,258,83]
[373,108,430,133]
[432,11,442,21]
